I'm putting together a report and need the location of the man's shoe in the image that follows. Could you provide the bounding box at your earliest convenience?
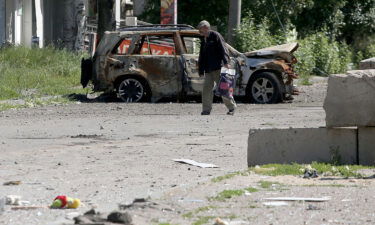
[201,111,210,115]
[227,109,235,115]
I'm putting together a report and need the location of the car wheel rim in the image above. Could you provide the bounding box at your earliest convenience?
[251,78,274,103]
[118,78,144,102]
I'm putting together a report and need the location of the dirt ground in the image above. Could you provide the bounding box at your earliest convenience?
[1,77,375,225]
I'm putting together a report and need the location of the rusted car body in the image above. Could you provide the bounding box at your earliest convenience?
[81,25,298,103]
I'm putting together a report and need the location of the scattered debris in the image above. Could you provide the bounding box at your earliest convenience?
[178,198,205,203]
[70,134,103,139]
[5,195,22,205]
[173,159,218,168]
[74,209,107,224]
[303,168,319,179]
[11,206,48,210]
[118,198,158,210]
[306,204,321,210]
[263,201,289,206]
[107,211,132,224]
[3,181,21,186]
[74,209,133,225]
[51,195,81,209]
[264,197,331,202]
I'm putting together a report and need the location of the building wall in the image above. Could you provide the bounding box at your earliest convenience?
[0,0,5,44]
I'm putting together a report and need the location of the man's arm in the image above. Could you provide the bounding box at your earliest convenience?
[216,33,230,66]
[198,38,205,76]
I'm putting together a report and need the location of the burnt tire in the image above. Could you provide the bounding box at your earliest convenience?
[246,72,282,104]
[117,77,150,103]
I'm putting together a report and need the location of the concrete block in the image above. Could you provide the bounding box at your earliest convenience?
[358,127,375,166]
[359,58,375,70]
[247,128,357,166]
[324,70,375,127]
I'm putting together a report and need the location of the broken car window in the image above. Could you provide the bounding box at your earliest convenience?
[142,35,176,55]
[182,36,201,54]
[116,37,133,55]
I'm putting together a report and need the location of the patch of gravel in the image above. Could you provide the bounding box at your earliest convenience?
[2,76,364,225]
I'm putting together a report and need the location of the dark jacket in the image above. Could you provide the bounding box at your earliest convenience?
[198,31,229,75]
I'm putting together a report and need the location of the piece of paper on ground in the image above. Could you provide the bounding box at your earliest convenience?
[173,159,218,168]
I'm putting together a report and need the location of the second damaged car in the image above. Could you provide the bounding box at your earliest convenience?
[81,24,299,103]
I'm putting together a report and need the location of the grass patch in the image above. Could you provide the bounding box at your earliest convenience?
[0,103,24,111]
[250,163,375,178]
[0,97,74,112]
[299,75,313,86]
[259,181,276,189]
[193,216,215,225]
[210,189,244,201]
[210,187,259,201]
[244,187,259,193]
[211,171,250,183]
[0,46,88,101]
[182,206,217,219]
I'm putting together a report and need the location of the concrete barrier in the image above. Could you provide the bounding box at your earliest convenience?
[324,70,375,127]
[247,127,357,166]
[358,127,375,166]
[359,58,375,70]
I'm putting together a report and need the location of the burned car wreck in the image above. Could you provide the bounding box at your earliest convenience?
[81,25,299,104]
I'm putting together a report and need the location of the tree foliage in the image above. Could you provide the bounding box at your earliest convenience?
[139,0,229,33]
[140,0,375,67]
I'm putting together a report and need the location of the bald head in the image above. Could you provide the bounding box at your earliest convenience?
[197,20,211,37]
[197,20,210,29]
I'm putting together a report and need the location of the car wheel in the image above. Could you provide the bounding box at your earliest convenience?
[247,72,282,104]
[117,78,148,102]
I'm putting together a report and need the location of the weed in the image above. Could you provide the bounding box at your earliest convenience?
[0,103,24,111]
[244,187,258,193]
[251,163,303,176]
[329,146,342,165]
[251,163,375,178]
[182,206,217,219]
[193,216,215,225]
[210,189,244,201]
[211,173,239,183]
[182,212,194,219]
[300,75,313,86]
[211,171,250,183]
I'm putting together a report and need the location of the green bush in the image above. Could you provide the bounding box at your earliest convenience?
[235,12,286,52]
[0,46,86,100]
[295,32,352,77]
[235,13,353,78]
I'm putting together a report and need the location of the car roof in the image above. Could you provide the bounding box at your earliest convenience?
[117,24,196,32]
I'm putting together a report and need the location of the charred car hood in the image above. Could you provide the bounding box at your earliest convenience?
[244,42,298,63]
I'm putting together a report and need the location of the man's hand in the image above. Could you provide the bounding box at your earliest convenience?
[223,64,230,69]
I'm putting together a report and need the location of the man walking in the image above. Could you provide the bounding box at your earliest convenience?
[197,20,237,115]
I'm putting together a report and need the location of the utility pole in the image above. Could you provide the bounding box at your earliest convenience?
[227,0,241,45]
[97,0,115,41]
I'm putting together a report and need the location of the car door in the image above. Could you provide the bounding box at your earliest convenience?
[179,35,204,94]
